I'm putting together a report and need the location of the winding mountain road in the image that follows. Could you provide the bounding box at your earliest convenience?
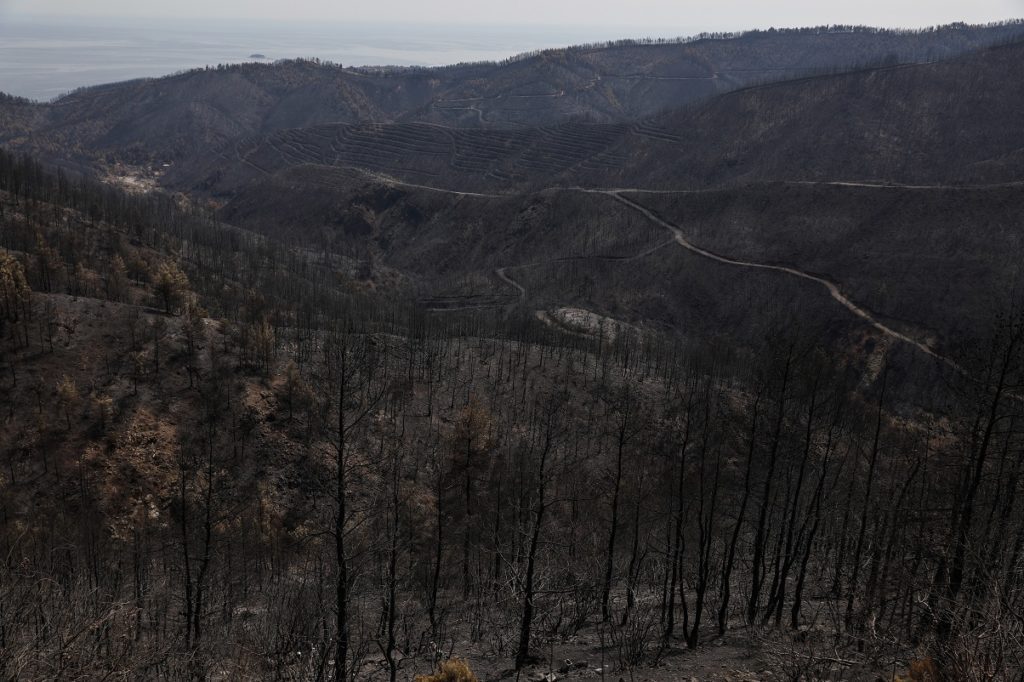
[226,162,966,368]
[407,177,960,369]
[789,180,1024,191]
[495,266,527,313]
[492,240,675,301]
[602,190,959,370]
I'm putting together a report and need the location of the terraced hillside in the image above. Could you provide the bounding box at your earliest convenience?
[160,37,1024,201]
[2,22,1023,172]
[580,38,1024,188]
[177,121,635,194]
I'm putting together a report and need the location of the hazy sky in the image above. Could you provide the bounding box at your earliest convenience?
[3,0,1023,31]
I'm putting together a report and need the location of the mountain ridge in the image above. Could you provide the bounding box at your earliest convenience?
[4,20,1023,170]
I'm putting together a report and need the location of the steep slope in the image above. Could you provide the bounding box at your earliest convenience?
[169,121,635,195]
[5,169,971,681]
[215,166,1024,361]
[0,93,41,144]
[3,22,1022,170]
[585,38,1024,188]
[165,37,1024,200]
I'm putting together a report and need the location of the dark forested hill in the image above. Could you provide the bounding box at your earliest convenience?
[585,38,1024,188]
[2,22,1022,170]
[150,36,1024,203]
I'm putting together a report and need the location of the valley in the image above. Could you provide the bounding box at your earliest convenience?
[2,18,1024,682]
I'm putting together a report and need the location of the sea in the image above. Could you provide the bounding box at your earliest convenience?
[0,15,696,102]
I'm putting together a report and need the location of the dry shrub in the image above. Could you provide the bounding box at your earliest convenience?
[907,657,940,681]
[608,602,659,669]
[415,658,480,682]
[927,586,1024,681]
[894,658,940,682]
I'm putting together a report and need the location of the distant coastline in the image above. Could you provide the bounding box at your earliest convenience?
[0,16,693,101]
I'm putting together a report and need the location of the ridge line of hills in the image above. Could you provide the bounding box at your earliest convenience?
[158,35,1024,202]
[4,20,1024,173]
